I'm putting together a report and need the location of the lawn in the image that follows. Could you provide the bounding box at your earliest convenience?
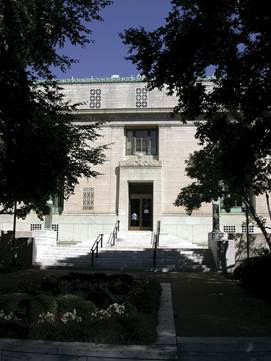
[0,272,161,344]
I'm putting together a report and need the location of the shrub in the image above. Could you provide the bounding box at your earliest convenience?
[19,276,59,295]
[0,273,161,344]
[120,312,157,344]
[56,294,96,317]
[0,319,28,339]
[22,294,57,321]
[86,285,114,308]
[128,279,161,314]
[0,293,31,315]
[234,254,271,302]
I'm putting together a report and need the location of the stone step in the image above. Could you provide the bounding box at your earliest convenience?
[34,234,216,271]
[35,255,215,272]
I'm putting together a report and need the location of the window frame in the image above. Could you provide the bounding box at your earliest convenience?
[125,127,158,156]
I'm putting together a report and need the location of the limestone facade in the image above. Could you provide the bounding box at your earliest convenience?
[0,76,270,245]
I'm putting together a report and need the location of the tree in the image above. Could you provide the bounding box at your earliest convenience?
[0,0,111,219]
[122,0,271,250]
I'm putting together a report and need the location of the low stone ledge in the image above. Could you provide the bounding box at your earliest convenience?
[0,283,177,361]
[177,336,271,353]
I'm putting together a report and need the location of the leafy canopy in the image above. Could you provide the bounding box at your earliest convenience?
[122,0,271,247]
[0,0,111,217]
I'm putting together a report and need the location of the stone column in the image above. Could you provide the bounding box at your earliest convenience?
[44,199,53,230]
[212,199,220,232]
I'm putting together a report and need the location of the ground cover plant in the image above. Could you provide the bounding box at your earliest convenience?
[0,273,161,344]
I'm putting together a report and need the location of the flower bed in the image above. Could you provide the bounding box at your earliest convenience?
[0,273,161,344]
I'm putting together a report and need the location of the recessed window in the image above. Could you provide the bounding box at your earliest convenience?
[90,89,101,108]
[83,187,94,210]
[126,128,158,156]
[136,88,147,108]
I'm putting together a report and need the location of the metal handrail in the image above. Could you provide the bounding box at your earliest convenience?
[108,220,120,246]
[152,233,158,268]
[152,220,161,268]
[90,233,103,267]
[156,220,160,247]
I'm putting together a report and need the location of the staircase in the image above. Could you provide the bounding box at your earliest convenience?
[34,231,216,272]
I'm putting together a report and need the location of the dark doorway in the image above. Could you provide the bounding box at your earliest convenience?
[129,183,153,230]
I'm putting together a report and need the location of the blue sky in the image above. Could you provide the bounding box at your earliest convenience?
[52,0,172,79]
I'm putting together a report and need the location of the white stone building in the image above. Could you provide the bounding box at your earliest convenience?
[0,76,269,245]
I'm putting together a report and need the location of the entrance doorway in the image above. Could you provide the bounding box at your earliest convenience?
[129,183,153,230]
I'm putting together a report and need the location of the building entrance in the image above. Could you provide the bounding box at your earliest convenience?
[129,183,153,230]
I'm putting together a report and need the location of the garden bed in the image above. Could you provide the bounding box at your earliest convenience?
[0,272,161,344]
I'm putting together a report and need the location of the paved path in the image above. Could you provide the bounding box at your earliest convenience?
[153,272,271,337]
[153,272,271,360]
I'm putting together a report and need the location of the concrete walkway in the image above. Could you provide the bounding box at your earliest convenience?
[153,272,271,360]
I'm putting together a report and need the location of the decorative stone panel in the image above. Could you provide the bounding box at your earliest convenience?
[83,187,94,210]
[136,87,148,108]
[120,154,162,168]
[90,88,101,108]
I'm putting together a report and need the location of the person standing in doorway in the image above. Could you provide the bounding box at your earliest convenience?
[131,212,138,226]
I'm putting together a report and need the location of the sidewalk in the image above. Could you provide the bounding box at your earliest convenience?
[153,272,271,337]
[153,272,271,361]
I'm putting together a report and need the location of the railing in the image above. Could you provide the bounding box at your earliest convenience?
[152,220,161,268]
[90,233,103,267]
[108,220,120,246]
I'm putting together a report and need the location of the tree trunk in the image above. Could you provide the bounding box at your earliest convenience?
[265,192,271,222]
[11,201,17,265]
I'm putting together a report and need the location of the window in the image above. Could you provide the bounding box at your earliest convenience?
[136,88,147,108]
[30,224,42,231]
[52,194,64,215]
[126,128,158,155]
[83,187,94,210]
[242,225,254,234]
[223,225,236,234]
[90,89,101,108]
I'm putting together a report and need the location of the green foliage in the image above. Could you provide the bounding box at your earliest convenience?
[120,312,157,344]
[234,255,271,302]
[122,0,271,249]
[1,273,161,343]
[129,279,161,315]
[0,292,31,314]
[30,319,93,342]
[22,294,57,321]
[0,0,111,217]
[0,319,28,339]
[56,294,96,316]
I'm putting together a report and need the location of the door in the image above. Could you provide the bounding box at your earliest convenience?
[129,195,153,230]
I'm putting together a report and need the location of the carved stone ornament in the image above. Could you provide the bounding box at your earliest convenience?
[120,153,162,168]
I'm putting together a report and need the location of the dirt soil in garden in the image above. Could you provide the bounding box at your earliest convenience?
[1,268,271,337]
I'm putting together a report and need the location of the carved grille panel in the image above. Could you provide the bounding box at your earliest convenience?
[83,187,94,210]
[52,224,59,242]
[30,224,42,231]
[223,225,236,234]
[242,225,254,234]
[136,88,147,108]
[90,89,101,108]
